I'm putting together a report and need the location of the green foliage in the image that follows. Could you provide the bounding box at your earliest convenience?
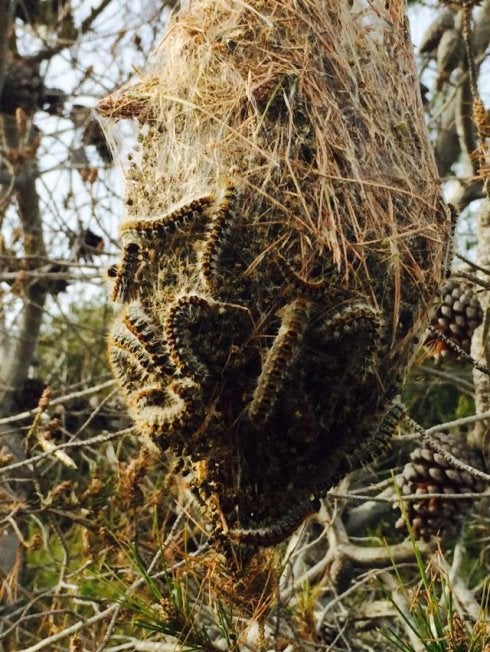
[37,299,113,388]
[403,361,475,428]
[381,503,489,652]
[99,539,237,652]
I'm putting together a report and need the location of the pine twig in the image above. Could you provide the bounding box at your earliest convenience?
[427,325,490,376]
[455,252,490,276]
[453,270,490,290]
[327,490,489,503]
[405,414,490,482]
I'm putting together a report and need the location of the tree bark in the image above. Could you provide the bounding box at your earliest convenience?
[0,115,47,596]
[470,200,490,457]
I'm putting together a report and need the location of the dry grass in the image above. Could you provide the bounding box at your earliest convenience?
[103,1,447,292]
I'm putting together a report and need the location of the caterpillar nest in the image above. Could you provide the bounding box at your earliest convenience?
[101,0,451,549]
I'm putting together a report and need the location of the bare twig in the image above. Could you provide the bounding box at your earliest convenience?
[328,490,489,503]
[427,325,490,375]
[399,409,490,441]
[453,270,490,290]
[417,364,474,395]
[405,415,490,482]
[0,428,132,476]
[455,252,490,276]
[28,0,115,64]
[17,603,122,652]
[0,380,115,427]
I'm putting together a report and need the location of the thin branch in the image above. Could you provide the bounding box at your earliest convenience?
[398,409,490,441]
[315,574,378,632]
[105,642,189,652]
[17,603,121,652]
[0,379,115,426]
[0,428,132,476]
[328,490,489,503]
[94,604,121,652]
[28,0,115,64]
[424,432,490,481]
[0,254,107,269]
[427,325,490,375]
[0,270,103,283]
[453,270,490,290]
[80,0,117,33]
[455,71,478,175]
[405,416,490,482]
[455,252,490,276]
[417,364,474,395]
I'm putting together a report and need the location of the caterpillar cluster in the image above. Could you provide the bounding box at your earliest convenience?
[108,183,407,548]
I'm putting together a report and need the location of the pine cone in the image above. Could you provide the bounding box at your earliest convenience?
[425,279,483,361]
[396,432,486,541]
